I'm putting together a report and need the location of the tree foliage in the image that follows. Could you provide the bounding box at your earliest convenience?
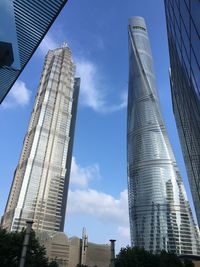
[115,246,194,267]
[0,227,58,267]
[76,264,89,267]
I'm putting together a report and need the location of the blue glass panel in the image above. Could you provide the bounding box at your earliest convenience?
[0,0,68,103]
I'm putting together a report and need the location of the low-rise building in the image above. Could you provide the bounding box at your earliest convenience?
[37,228,111,267]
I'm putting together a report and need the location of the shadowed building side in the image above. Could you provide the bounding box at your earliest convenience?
[164,0,200,227]
[0,0,69,103]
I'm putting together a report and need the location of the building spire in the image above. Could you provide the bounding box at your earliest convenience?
[62,41,68,48]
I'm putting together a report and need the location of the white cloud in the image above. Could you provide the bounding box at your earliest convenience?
[67,189,129,226]
[76,59,127,113]
[37,33,127,113]
[1,80,31,108]
[75,60,106,112]
[96,36,105,50]
[67,159,130,248]
[70,157,100,187]
[117,226,131,250]
[105,90,127,112]
[36,32,127,114]
[38,34,60,55]
[118,226,130,239]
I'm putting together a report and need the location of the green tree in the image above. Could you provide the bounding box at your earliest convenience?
[115,246,194,267]
[159,250,183,267]
[183,258,194,267]
[115,246,159,267]
[49,260,59,267]
[0,227,58,267]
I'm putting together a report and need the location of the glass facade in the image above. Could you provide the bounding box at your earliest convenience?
[127,16,200,255]
[165,0,200,226]
[1,46,80,233]
[0,0,68,103]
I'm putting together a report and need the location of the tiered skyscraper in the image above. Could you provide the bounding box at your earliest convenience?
[1,45,80,232]
[127,16,200,254]
[164,0,200,226]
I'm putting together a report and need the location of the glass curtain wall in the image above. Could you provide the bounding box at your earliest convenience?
[127,16,200,255]
[164,0,200,226]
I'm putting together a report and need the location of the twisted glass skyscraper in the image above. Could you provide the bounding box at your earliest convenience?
[127,17,200,254]
[2,46,79,233]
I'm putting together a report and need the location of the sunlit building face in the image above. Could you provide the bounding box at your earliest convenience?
[127,16,200,255]
[1,47,80,233]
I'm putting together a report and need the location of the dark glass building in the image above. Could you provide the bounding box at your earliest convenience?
[0,0,68,103]
[164,0,200,225]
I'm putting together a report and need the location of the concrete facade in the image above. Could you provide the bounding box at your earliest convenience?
[1,46,80,233]
[38,230,111,267]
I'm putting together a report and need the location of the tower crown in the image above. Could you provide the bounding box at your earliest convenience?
[128,16,147,31]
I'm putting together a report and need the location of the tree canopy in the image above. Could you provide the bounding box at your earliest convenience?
[0,227,58,267]
[115,246,194,267]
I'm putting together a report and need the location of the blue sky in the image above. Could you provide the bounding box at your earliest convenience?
[0,0,196,252]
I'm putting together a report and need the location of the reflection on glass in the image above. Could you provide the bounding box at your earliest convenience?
[165,0,200,230]
[0,0,68,103]
[128,16,200,255]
